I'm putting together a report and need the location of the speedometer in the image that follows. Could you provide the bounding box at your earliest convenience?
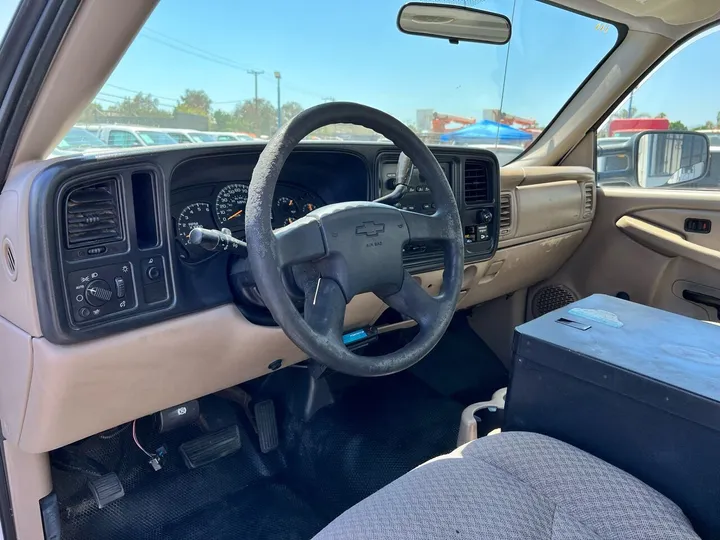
[215,183,249,228]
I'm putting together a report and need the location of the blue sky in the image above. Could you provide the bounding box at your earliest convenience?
[1,0,717,129]
[101,0,616,127]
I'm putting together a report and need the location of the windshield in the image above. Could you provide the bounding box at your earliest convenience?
[137,131,177,145]
[53,0,619,164]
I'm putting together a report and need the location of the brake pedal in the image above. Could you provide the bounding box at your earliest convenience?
[88,473,124,509]
[179,425,242,469]
[254,400,279,453]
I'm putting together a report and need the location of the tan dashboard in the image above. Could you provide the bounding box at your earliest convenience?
[0,160,594,453]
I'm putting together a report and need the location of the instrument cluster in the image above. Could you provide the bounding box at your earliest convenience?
[172,182,325,262]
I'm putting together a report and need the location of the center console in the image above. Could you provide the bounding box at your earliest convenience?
[376,151,500,271]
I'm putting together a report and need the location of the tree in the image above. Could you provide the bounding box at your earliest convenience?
[658,112,667,119]
[175,89,212,117]
[669,120,687,130]
[234,98,277,136]
[77,102,104,123]
[703,120,715,130]
[613,107,636,119]
[281,102,304,124]
[213,109,236,131]
[107,93,169,117]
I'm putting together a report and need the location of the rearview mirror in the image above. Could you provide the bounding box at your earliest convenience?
[397,2,511,45]
[635,131,710,188]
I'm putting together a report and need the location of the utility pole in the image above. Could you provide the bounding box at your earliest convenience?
[247,69,264,115]
[627,90,634,118]
[274,71,281,130]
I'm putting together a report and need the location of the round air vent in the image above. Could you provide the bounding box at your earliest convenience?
[531,284,577,318]
[2,238,17,281]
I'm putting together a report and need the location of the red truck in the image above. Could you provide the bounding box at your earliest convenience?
[609,117,670,137]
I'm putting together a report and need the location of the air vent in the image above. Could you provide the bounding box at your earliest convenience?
[583,183,594,218]
[2,238,17,281]
[499,193,512,236]
[464,160,490,206]
[65,179,123,248]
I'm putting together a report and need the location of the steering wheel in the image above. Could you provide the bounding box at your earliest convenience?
[245,102,464,377]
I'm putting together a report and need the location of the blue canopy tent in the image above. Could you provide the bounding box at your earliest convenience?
[439,120,532,145]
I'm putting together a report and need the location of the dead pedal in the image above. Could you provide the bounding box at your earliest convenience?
[254,400,279,453]
[88,472,124,509]
[179,425,241,469]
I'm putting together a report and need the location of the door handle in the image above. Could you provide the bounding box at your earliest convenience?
[683,289,720,318]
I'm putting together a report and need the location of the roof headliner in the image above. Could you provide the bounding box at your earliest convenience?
[552,0,720,38]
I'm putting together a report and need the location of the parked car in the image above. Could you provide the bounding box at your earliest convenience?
[162,128,216,143]
[206,131,257,142]
[96,125,178,147]
[50,127,108,157]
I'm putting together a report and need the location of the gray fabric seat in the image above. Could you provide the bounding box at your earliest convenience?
[313,431,699,539]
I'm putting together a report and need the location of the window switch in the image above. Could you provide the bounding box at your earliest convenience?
[684,218,711,234]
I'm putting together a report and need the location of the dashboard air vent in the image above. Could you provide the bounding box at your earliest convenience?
[583,183,594,218]
[499,193,512,236]
[464,159,490,206]
[2,238,17,281]
[65,179,123,248]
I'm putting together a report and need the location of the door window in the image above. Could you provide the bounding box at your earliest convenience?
[0,1,21,43]
[598,26,720,190]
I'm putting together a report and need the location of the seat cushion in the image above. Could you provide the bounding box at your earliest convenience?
[313,431,698,539]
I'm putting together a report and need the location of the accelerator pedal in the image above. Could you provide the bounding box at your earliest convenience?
[254,400,279,453]
[179,425,241,469]
[88,473,125,509]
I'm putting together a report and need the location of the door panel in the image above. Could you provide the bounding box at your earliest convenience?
[544,187,720,323]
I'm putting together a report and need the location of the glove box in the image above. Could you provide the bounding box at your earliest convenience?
[505,294,720,539]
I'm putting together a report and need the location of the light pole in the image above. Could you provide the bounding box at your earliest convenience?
[247,69,264,115]
[274,71,281,130]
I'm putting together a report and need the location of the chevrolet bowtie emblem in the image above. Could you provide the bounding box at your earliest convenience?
[355,221,386,237]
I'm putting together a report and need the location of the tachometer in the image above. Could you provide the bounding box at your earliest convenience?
[215,183,249,227]
[177,202,215,245]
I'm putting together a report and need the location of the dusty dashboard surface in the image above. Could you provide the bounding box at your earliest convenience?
[25,142,501,344]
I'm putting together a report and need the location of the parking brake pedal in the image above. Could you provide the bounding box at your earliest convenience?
[254,400,279,453]
[179,425,241,469]
[88,473,125,508]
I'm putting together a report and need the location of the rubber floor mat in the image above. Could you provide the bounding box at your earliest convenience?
[52,315,505,539]
[157,480,326,540]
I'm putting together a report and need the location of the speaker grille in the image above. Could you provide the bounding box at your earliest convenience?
[532,285,577,318]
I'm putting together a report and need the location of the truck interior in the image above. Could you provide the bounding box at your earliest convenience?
[1,0,720,539]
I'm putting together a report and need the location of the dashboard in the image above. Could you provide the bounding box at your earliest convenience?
[1,141,600,453]
[25,143,500,345]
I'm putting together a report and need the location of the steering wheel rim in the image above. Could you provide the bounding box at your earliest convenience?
[245,102,464,377]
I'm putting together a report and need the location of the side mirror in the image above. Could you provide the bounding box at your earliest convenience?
[635,131,710,188]
[397,2,511,45]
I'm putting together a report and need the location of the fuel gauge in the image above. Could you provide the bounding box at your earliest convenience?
[302,202,317,215]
